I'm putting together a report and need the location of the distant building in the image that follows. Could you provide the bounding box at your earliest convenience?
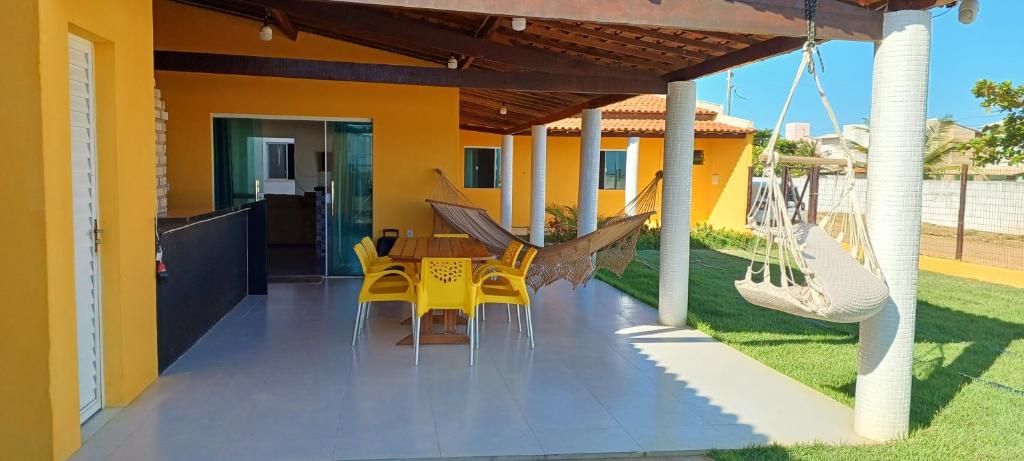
[784,122,810,141]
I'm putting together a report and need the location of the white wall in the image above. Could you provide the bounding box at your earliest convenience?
[803,175,1024,235]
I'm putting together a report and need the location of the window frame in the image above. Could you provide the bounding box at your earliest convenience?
[599,149,627,190]
[463,146,502,189]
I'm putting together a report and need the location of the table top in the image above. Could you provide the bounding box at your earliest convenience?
[388,236,492,262]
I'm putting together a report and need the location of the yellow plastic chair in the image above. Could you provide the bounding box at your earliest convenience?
[352,244,418,347]
[360,236,412,273]
[472,241,524,321]
[432,233,469,238]
[415,258,480,365]
[475,247,538,348]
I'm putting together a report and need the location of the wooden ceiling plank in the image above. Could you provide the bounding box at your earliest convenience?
[505,94,639,134]
[534,21,712,61]
[325,0,884,41]
[610,24,735,54]
[459,15,499,69]
[663,36,804,81]
[154,50,670,93]
[518,24,693,65]
[504,33,673,72]
[243,0,653,78]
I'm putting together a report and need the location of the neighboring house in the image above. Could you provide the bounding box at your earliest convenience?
[461,95,755,233]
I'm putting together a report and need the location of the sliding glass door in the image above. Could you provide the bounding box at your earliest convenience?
[212,118,264,209]
[326,121,373,276]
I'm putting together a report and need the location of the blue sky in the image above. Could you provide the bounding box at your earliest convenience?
[695,2,1024,135]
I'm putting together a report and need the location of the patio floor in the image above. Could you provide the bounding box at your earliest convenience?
[72,278,866,461]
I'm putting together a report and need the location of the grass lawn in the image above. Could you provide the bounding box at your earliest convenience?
[596,248,1024,460]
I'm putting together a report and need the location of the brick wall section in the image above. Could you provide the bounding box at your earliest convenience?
[155,88,169,216]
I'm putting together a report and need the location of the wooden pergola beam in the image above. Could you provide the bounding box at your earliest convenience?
[154,51,669,93]
[326,0,885,41]
[245,0,647,78]
[268,7,299,40]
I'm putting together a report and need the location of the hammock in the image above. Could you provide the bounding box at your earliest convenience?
[428,169,661,290]
[735,43,888,323]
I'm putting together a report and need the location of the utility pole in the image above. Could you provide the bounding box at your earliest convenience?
[724,70,734,115]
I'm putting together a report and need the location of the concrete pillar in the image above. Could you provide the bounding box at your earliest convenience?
[500,134,514,230]
[855,9,931,441]
[624,136,640,214]
[658,81,696,327]
[530,125,548,246]
[577,108,601,236]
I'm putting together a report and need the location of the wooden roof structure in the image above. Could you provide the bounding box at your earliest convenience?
[160,0,955,134]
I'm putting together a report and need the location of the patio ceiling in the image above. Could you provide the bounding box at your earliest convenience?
[164,0,953,134]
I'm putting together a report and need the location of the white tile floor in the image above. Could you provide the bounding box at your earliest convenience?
[71,279,867,460]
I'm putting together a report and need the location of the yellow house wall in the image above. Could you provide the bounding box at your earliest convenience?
[458,131,752,231]
[1,0,156,459]
[155,0,459,238]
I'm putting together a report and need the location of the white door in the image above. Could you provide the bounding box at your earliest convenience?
[69,34,103,423]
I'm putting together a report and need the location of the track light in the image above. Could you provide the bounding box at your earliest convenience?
[511,17,527,32]
[500,104,508,115]
[447,56,458,69]
[958,0,979,25]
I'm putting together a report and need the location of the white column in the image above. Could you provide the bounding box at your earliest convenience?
[500,134,514,230]
[530,125,548,246]
[856,10,931,442]
[577,108,601,236]
[624,136,640,214]
[658,81,696,327]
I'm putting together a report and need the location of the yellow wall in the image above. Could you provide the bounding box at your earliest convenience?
[458,131,752,231]
[155,0,458,238]
[1,0,156,459]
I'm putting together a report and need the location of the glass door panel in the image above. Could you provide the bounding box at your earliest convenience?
[326,121,373,276]
[212,117,263,209]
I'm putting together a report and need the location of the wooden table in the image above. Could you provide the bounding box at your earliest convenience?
[388,236,492,346]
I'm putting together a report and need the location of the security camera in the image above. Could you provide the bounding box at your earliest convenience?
[959,0,979,25]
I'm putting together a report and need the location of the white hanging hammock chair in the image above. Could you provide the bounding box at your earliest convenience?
[735,43,888,323]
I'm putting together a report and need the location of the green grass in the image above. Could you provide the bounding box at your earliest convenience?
[596,248,1024,460]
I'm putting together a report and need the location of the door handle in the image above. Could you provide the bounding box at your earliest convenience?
[254,179,261,201]
[330,180,336,217]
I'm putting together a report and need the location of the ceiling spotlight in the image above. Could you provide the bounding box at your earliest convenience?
[259,21,273,41]
[500,104,508,115]
[511,17,527,32]
[958,0,979,25]
[447,56,458,69]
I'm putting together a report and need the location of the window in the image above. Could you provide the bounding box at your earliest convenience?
[693,150,705,165]
[464,147,502,188]
[599,150,626,190]
[266,141,294,179]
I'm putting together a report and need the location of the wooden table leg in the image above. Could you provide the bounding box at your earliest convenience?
[397,309,470,345]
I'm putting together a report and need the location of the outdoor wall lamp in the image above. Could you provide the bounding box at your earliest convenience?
[500,104,508,115]
[448,56,458,69]
[511,17,527,32]
[259,20,273,41]
[959,0,979,25]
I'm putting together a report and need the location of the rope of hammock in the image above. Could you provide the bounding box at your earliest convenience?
[427,169,661,290]
[736,1,887,323]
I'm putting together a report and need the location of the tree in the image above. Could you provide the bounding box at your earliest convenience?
[750,128,817,177]
[960,80,1024,166]
[849,117,964,177]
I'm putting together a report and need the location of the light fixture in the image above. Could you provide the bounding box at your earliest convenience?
[511,17,527,32]
[958,0,979,25]
[499,103,508,115]
[447,56,458,69]
[259,15,273,41]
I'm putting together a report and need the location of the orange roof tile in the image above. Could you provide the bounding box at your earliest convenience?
[548,117,753,137]
[601,94,716,116]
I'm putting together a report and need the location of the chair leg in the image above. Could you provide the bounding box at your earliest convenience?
[468,316,475,366]
[506,303,511,323]
[361,301,371,332]
[525,304,535,349]
[516,305,522,332]
[351,302,364,347]
[481,303,486,321]
[413,304,421,366]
